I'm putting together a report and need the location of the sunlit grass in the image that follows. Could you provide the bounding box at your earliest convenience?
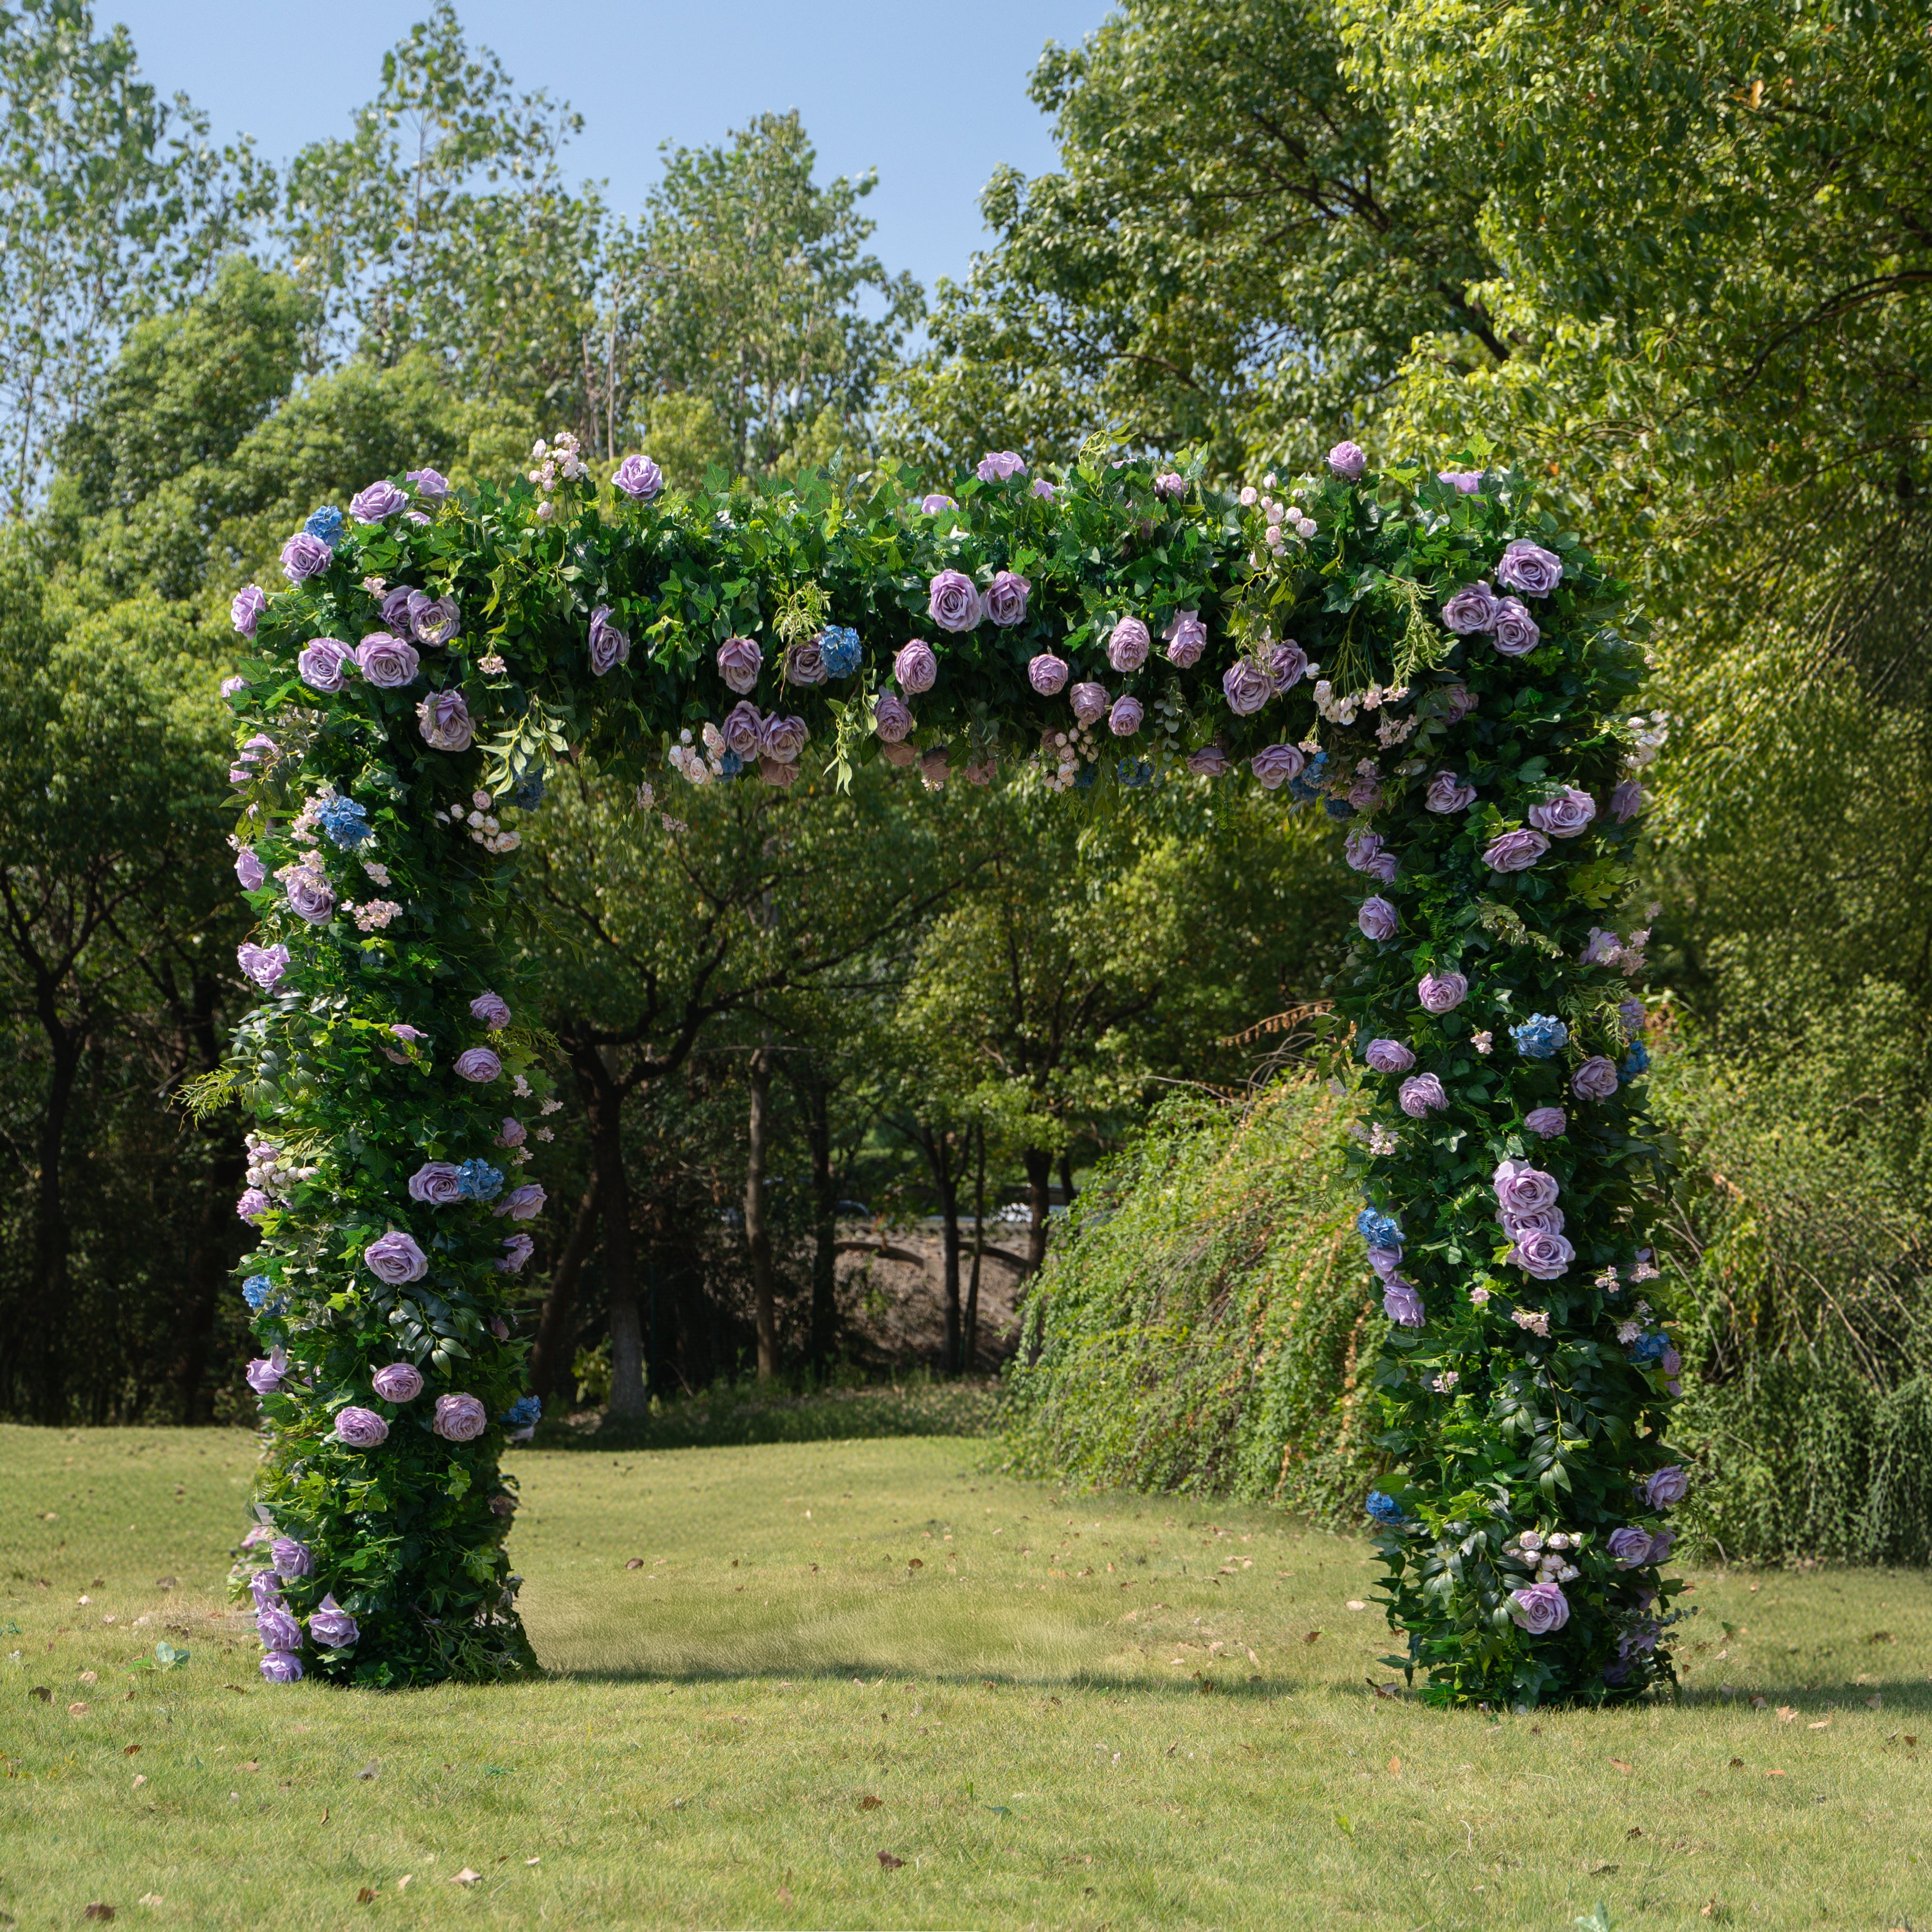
[2,1423,1927,1929]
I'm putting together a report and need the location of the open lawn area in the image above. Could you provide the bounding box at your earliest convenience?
[2,1423,1928,1930]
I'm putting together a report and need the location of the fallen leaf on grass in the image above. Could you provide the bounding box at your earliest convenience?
[29,1687,50,1702]
[1609,1759,1633,1773]
[396,1875,411,1891]
[858,1794,882,1810]
[524,1857,539,1866]
[1866,1695,1884,1709]
[450,1868,480,1885]
[876,1852,904,1871]
[1585,1862,1617,1876]
[777,1887,794,1906]
[138,1897,161,1908]
[132,1774,146,1789]
[69,1701,89,1715]
[1303,1629,1322,1645]
[1766,1769,1786,1778]
[356,1889,376,1904]
[1807,1719,1830,1731]
[84,1906,114,1922]
[1345,1600,1367,1611]
[1777,1707,1797,1723]
[79,1670,98,1686]
[1749,1695,1767,1709]
[123,1744,140,1756]
[1626,1826,1643,1839]
[625,1558,644,1569]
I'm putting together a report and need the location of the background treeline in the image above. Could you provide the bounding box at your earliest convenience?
[1,0,1927,1562]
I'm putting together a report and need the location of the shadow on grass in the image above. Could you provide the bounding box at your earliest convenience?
[542,1661,1305,1699]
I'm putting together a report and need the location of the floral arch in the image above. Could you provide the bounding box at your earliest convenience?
[219,432,1681,1707]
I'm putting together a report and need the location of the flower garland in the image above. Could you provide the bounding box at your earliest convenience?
[218,432,1677,1700]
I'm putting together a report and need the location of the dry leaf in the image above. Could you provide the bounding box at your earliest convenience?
[396,1875,411,1891]
[1749,1695,1767,1710]
[1728,1757,1744,1768]
[777,1886,794,1906]
[451,1868,481,1885]
[858,1793,882,1810]
[876,1852,904,1871]
[1866,1695,1884,1709]
[79,1671,98,1686]
[68,1701,89,1716]
[239,1760,259,1773]
[123,1744,140,1756]
[1303,1629,1322,1644]
[524,1857,540,1866]
[1807,1719,1830,1731]
[1626,1826,1643,1839]
[356,1889,376,1904]
[1609,1758,1633,1773]
[29,1686,50,1702]
[625,1558,644,1570]
[138,1897,161,1908]
[907,1558,923,1570]
[1345,1599,1367,1611]
[1388,1756,1400,1774]
[1777,1706,1797,1723]
[84,1907,114,1922]
[1766,1769,1786,1778]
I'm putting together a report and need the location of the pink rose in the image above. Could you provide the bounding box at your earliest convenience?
[985,571,1031,626]
[1106,618,1150,672]
[893,638,938,693]
[1162,610,1206,666]
[454,1048,502,1083]
[1482,828,1550,873]
[1027,652,1068,695]
[926,571,983,633]
[717,636,763,694]
[1417,970,1468,1014]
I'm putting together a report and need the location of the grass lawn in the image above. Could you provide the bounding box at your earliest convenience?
[1,1423,1928,1930]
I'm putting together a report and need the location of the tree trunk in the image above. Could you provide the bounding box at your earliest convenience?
[746,1042,777,1381]
[935,1137,962,1375]
[1059,1150,1078,1208]
[530,1170,601,1401]
[572,1040,647,1423]
[795,1068,839,1374]
[32,1023,81,1422]
[1022,1146,1054,1274]
[171,970,240,1424]
[965,1123,986,1373]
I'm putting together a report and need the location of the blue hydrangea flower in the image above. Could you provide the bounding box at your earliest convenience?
[303,506,344,547]
[1323,796,1355,820]
[1365,1490,1404,1524]
[1623,1042,1650,1076]
[820,626,862,677]
[1287,750,1330,804]
[1511,1013,1570,1059]
[719,750,745,779]
[1630,1331,1670,1364]
[1357,1208,1403,1250]
[455,1159,503,1202]
[242,1274,287,1316]
[1117,758,1154,788]
[317,796,373,848]
[501,1395,542,1428]
[1073,762,1097,790]
[510,772,546,811]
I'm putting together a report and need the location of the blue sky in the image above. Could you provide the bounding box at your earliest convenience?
[104,0,1112,296]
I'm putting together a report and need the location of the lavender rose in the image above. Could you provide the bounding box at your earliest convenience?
[1500,1205,1565,1239]
[1572,1056,1620,1101]
[1643,1466,1689,1508]
[1417,970,1468,1014]
[355,634,420,687]
[1382,1279,1426,1327]
[717,700,763,760]
[1153,471,1186,499]
[232,585,268,636]
[250,1569,282,1608]
[1482,828,1550,873]
[1440,580,1499,635]
[237,942,290,991]
[1509,1229,1574,1279]
[1496,539,1564,599]
[1327,441,1367,481]
[434,1392,489,1442]
[784,639,828,685]
[351,480,407,523]
[589,605,630,676]
[1069,682,1110,726]
[454,1047,501,1083]
[1106,617,1150,672]
[281,533,332,583]
[1438,470,1482,493]
[1162,610,1206,666]
[498,1233,535,1273]
[1398,1073,1448,1118]
[1610,779,1646,822]
[1267,641,1308,693]
[284,869,335,926]
[407,467,450,501]
[308,1594,360,1647]
[760,713,809,763]
[1222,659,1272,716]
[244,1352,286,1395]
[894,638,939,694]
[1028,652,1068,696]
[1490,597,1541,656]
[1358,895,1399,942]
[920,493,956,515]
[1187,746,1230,777]
[235,1187,273,1222]
[1030,478,1057,501]
[986,571,1031,626]
[417,691,474,752]
[259,1651,304,1683]
[1367,1247,1404,1280]
[495,1183,546,1221]
[1524,1106,1568,1139]
[1424,771,1478,813]
[927,571,984,634]
[717,636,763,694]
[362,1231,427,1284]
[409,593,460,645]
[379,586,415,631]
[1344,829,1384,873]
[1493,1159,1561,1216]
[271,1537,313,1580]
[1251,744,1306,790]
[235,848,267,891]
[1608,1527,1657,1569]
[612,453,663,500]
[334,1404,390,1449]
[470,991,511,1029]
[1363,1038,1415,1074]
[1507,1581,1570,1635]
[408,1161,464,1207]
[298,638,353,692]
[873,693,913,744]
[976,450,1025,481]
[371,1362,423,1403]
[1527,786,1596,838]
[1107,695,1143,737]
[257,1603,303,1651]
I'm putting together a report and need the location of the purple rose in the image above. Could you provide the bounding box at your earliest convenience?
[1107,695,1143,737]
[894,638,939,693]
[408,1161,464,1206]
[760,713,809,763]
[1344,829,1384,873]
[284,869,335,926]
[761,752,800,790]
[1608,1527,1656,1569]
[308,1593,360,1647]
[1643,1465,1689,1509]
[407,467,450,501]
[1327,441,1368,481]
[1187,746,1230,776]
[612,453,662,500]
[1509,1229,1574,1279]
[434,1392,489,1442]
[281,533,332,584]
[1496,539,1564,599]
[469,991,510,1030]
[1251,744,1306,790]
[498,1233,535,1273]
[1507,1581,1570,1635]
[496,1116,527,1147]
[1267,642,1308,693]
[718,700,763,760]
[1572,1056,1620,1101]
[1382,1279,1426,1327]
[249,1568,282,1608]
[1490,597,1541,657]
[1500,1205,1565,1240]
[257,1603,303,1651]
[237,942,290,991]
[1367,1247,1404,1280]
[927,571,984,634]
[1440,580,1499,635]
[1527,786,1596,838]
[986,571,1031,626]
[408,593,460,645]
[334,1405,391,1450]
[379,587,416,632]
[1438,470,1482,493]
[1153,471,1186,499]
[1363,1038,1415,1074]
[920,493,956,515]
[1030,478,1057,501]
[1424,771,1477,813]
[454,1047,501,1084]
[351,480,407,523]
[271,1536,312,1580]
[1524,1106,1568,1139]
[1346,774,1383,814]
[298,638,353,692]
[873,693,913,744]
[1162,610,1206,667]
[785,639,827,685]
[244,1351,286,1395]
[495,1183,546,1221]
[259,1650,304,1683]
[362,1231,427,1285]
[1222,660,1272,717]
[235,848,267,891]
[1069,682,1110,726]
[1106,617,1150,672]
[1482,828,1550,873]
[1610,780,1645,822]
[976,450,1025,482]
[1028,652,1068,696]
[354,634,420,688]
[1417,970,1468,1014]
[1493,1159,1560,1215]
[717,636,763,694]
[221,675,249,699]
[232,585,269,636]
[1358,895,1399,942]
[372,1362,423,1403]
[589,606,630,676]
[417,691,474,752]
[1398,1073,1447,1118]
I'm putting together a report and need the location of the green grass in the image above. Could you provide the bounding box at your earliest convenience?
[2,1425,1928,1930]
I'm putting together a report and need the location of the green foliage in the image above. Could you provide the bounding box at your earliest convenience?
[1002,1079,1376,1515]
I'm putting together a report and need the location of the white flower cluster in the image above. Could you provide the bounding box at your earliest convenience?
[668,725,743,787]
[1511,1306,1551,1337]
[433,789,519,853]
[1239,471,1316,563]
[361,859,390,886]
[349,900,402,932]
[1039,728,1084,793]
[529,432,587,521]
[1504,1527,1582,1583]
[1429,1370,1459,1393]
[1625,710,1670,768]
[246,1134,318,1197]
